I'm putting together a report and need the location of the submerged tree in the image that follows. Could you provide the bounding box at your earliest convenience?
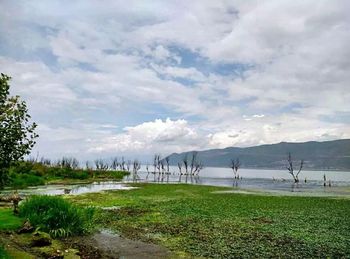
[165,157,171,182]
[0,74,38,188]
[132,160,141,182]
[286,152,304,183]
[178,162,183,182]
[145,163,150,180]
[179,152,203,183]
[230,158,241,179]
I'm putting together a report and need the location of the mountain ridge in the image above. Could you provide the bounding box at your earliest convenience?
[165,139,350,170]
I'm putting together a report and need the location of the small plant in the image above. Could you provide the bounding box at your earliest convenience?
[19,195,94,238]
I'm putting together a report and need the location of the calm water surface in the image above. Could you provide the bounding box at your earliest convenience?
[1,167,349,197]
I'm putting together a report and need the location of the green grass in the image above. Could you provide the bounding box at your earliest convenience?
[68,184,350,258]
[20,195,94,238]
[0,245,10,259]
[0,208,23,231]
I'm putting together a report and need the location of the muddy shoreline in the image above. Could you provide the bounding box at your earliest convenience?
[69,230,172,259]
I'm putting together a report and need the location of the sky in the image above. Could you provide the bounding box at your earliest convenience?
[0,0,349,161]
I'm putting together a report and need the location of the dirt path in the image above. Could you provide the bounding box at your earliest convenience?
[71,230,173,259]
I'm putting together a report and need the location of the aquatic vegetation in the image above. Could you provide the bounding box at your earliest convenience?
[19,195,94,238]
[70,184,350,258]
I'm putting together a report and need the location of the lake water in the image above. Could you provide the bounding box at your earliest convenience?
[1,181,136,196]
[130,166,350,196]
[1,167,349,197]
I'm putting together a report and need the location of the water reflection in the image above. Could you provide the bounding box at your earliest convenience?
[1,181,135,196]
[1,168,349,197]
[132,168,350,196]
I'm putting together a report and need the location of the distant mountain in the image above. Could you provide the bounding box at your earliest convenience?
[166,139,350,171]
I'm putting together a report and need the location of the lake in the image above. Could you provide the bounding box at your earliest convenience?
[1,167,349,197]
[132,166,350,196]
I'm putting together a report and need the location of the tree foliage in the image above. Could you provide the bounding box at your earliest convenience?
[0,73,38,188]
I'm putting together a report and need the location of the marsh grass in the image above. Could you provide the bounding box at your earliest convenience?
[19,195,94,238]
[69,184,350,258]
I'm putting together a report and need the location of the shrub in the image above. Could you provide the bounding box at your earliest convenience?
[8,161,47,176]
[9,173,45,188]
[19,195,94,238]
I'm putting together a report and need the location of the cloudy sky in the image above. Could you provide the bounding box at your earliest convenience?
[0,0,349,161]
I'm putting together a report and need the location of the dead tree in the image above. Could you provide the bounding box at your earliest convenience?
[160,160,165,182]
[94,159,109,171]
[286,152,304,183]
[132,160,141,182]
[85,161,93,170]
[146,163,150,180]
[120,157,126,171]
[194,161,203,175]
[126,160,131,172]
[230,158,241,179]
[178,162,183,182]
[190,152,198,176]
[111,157,119,170]
[59,157,79,169]
[183,155,189,183]
[165,157,171,182]
[156,155,162,182]
[153,154,158,182]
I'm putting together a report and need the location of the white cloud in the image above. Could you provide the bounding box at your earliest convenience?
[87,118,201,156]
[0,0,349,160]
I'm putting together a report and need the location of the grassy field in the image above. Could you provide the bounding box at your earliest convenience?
[67,183,350,258]
[0,208,23,259]
[1,184,349,258]
[0,209,23,231]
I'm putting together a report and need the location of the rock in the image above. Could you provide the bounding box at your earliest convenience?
[31,232,52,247]
[17,219,34,234]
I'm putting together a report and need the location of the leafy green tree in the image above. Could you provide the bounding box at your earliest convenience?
[0,73,38,188]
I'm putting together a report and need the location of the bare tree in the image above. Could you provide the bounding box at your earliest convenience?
[230,158,241,179]
[183,155,189,183]
[194,161,204,175]
[178,162,183,182]
[190,151,198,176]
[153,154,158,182]
[159,160,163,182]
[126,160,131,172]
[58,157,79,169]
[146,163,150,180]
[156,154,162,182]
[85,161,93,170]
[286,152,304,183]
[132,160,141,182]
[120,157,126,171]
[111,157,119,170]
[165,157,170,183]
[94,159,109,171]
